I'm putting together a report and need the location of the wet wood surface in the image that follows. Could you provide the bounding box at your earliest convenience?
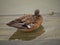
[0,14,60,40]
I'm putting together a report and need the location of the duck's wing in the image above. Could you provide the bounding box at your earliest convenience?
[6,15,32,28]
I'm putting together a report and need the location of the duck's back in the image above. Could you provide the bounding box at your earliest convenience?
[21,15,35,24]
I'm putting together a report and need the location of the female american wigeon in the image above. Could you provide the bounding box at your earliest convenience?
[7,9,43,32]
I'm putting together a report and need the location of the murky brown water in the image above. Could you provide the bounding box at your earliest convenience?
[0,14,60,41]
[9,25,45,41]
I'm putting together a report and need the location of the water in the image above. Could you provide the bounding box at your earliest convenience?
[9,25,45,41]
[0,14,60,45]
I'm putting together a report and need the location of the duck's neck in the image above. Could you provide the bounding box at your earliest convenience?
[34,14,40,17]
[34,14,40,18]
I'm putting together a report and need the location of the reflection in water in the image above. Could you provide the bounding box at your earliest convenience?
[9,25,45,41]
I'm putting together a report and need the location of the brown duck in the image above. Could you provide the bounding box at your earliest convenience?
[7,9,43,32]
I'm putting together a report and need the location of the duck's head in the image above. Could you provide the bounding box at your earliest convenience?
[34,9,40,16]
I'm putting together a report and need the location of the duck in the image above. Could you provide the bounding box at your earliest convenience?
[7,9,43,32]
